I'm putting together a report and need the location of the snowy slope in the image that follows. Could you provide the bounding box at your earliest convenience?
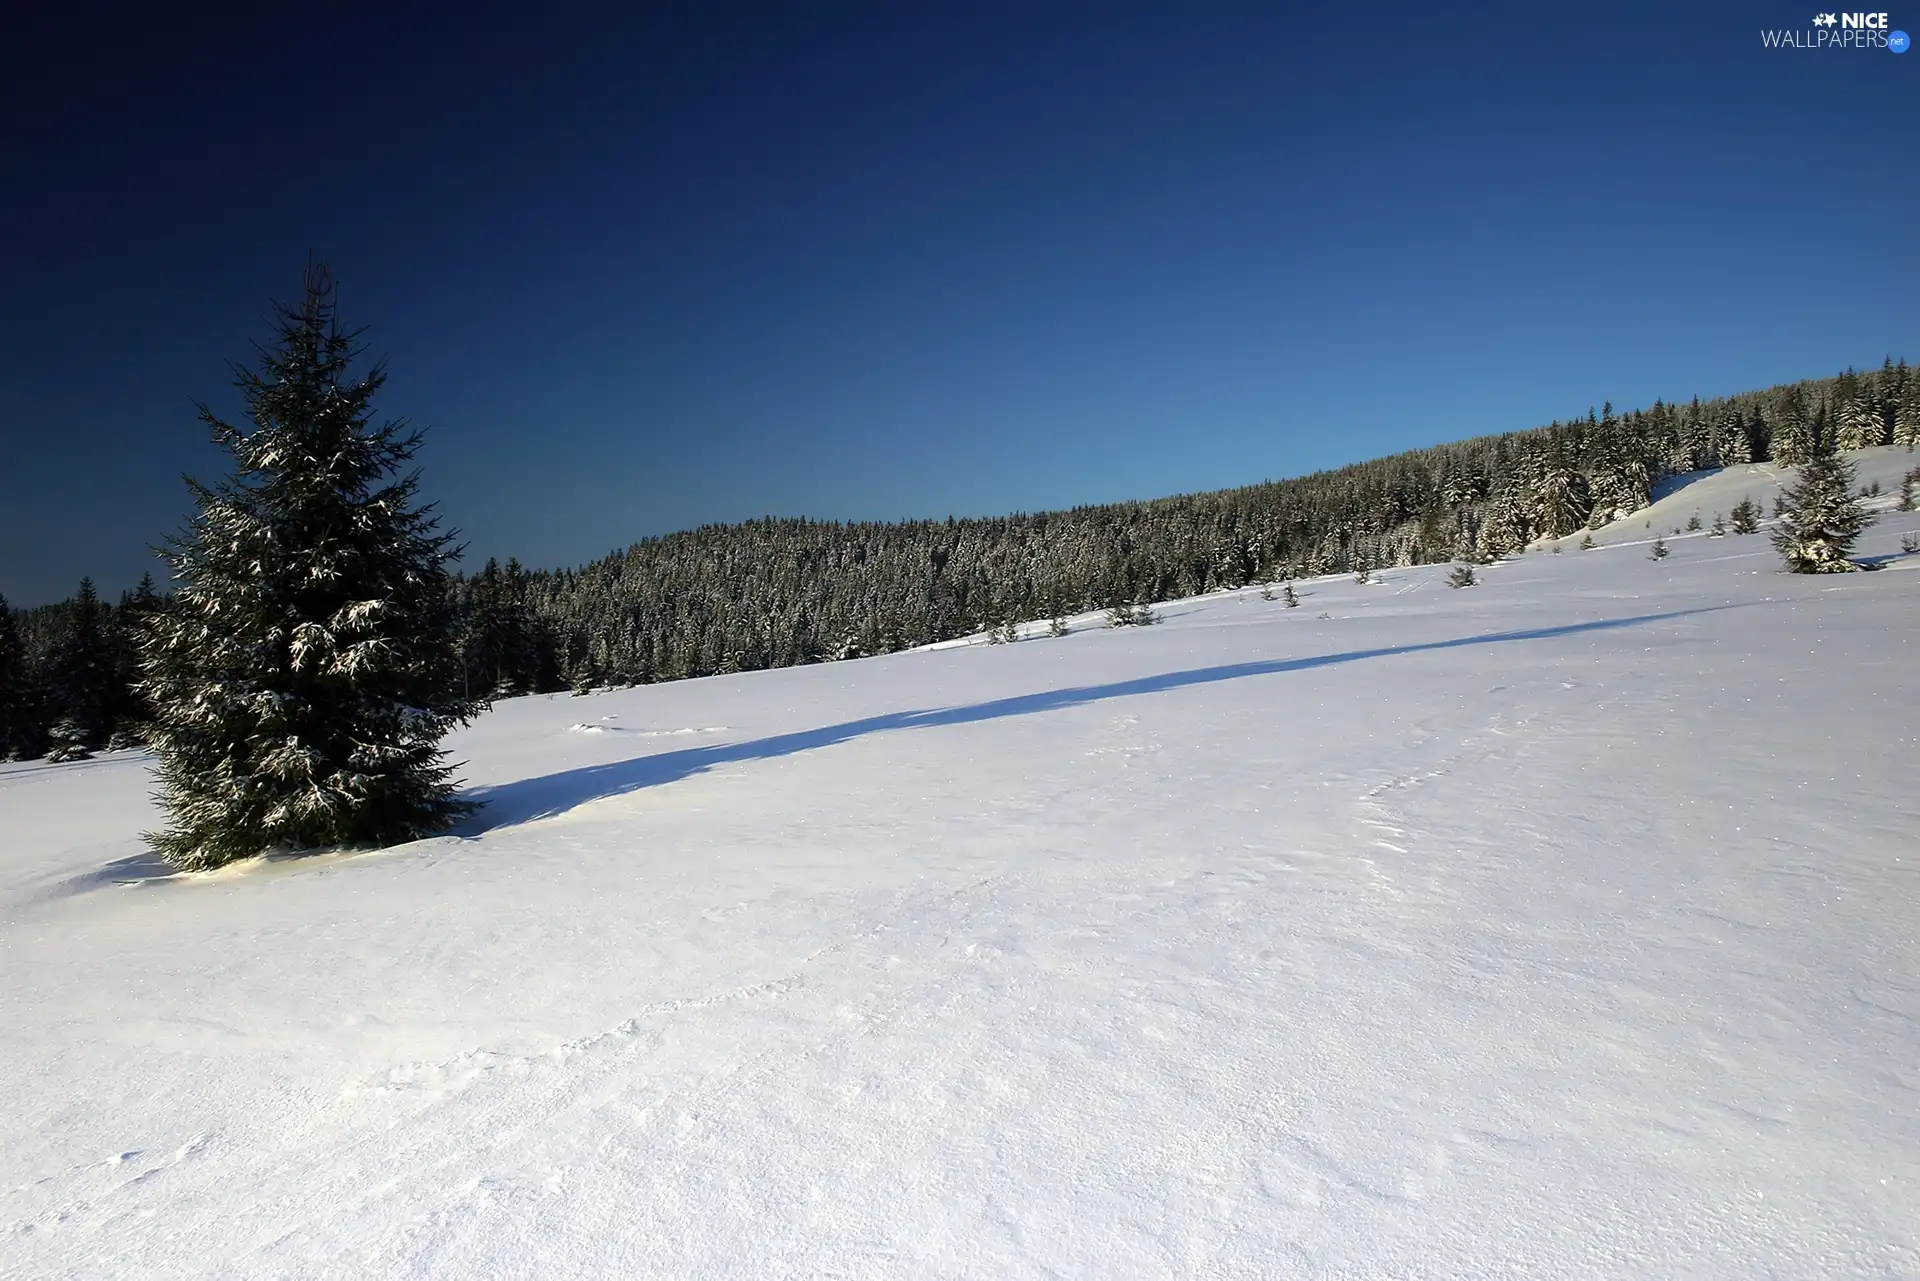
[3,452,1918,1279]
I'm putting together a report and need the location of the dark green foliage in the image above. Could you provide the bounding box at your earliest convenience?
[0,585,156,761]
[16,362,1909,731]
[44,717,93,763]
[0,596,38,761]
[1446,565,1476,588]
[1769,387,1817,466]
[475,368,1893,687]
[1770,439,1873,573]
[1649,537,1669,560]
[52,578,114,753]
[140,268,482,871]
[1729,497,1761,534]
[456,557,553,698]
[1833,368,1886,452]
[1282,583,1300,608]
[1579,532,1594,550]
[1897,372,1920,450]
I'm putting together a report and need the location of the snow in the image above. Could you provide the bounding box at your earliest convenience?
[4,450,1918,1278]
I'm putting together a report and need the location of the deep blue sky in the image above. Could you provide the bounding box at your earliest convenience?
[2,1,1913,605]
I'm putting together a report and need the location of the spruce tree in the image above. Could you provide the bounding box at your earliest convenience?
[1720,410,1754,466]
[1446,564,1476,588]
[1282,583,1299,607]
[1832,370,1882,451]
[141,267,481,871]
[1897,377,1920,451]
[0,595,37,761]
[1836,396,1885,451]
[1768,387,1816,465]
[1729,497,1760,534]
[1770,437,1873,573]
[54,578,115,753]
[107,573,163,748]
[44,717,94,763]
[1648,536,1669,560]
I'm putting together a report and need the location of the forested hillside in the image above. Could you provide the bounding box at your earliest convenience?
[4,361,1915,758]
[466,362,1917,693]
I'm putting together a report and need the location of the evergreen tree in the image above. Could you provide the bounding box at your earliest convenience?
[107,573,163,748]
[1897,376,1920,451]
[1282,583,1299,608]
[1578,532,1594,550]
[1648,536,1669,560]
[1768,387,1817,465]
[457,557,550,699]
[1719,410,1754,466]
[53,577,115,753]
[1446,564,1476,588]
[140,267,482,871]
[1834,369,1885,451]
[0,595,38,761]
[1709,512,1726,537]
[44,717,94,763]
[1770,438,1873,573]
[274,358,1897,697]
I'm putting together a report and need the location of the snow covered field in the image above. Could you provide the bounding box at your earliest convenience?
[4,451,1918,1278]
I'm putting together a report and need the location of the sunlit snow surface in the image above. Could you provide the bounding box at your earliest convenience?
[4,452,1918,1278]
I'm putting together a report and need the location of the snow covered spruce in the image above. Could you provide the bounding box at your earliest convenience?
[139,268,481,871]
[1769,435,1875,573]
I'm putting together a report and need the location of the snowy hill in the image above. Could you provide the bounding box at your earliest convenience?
[3,451,1918,1278]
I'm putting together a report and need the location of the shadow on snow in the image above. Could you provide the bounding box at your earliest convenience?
[460,607,1731,833]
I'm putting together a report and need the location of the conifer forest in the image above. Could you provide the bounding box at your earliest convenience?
[4,359,1915,761]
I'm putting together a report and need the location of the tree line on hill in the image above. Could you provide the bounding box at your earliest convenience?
[3,350,1915,769]
[455,359,1916,694]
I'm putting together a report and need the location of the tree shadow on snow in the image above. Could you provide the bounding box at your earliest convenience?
[459,607,1733,833]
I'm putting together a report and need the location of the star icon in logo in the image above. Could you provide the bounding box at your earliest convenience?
[1813,12,1838,25]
